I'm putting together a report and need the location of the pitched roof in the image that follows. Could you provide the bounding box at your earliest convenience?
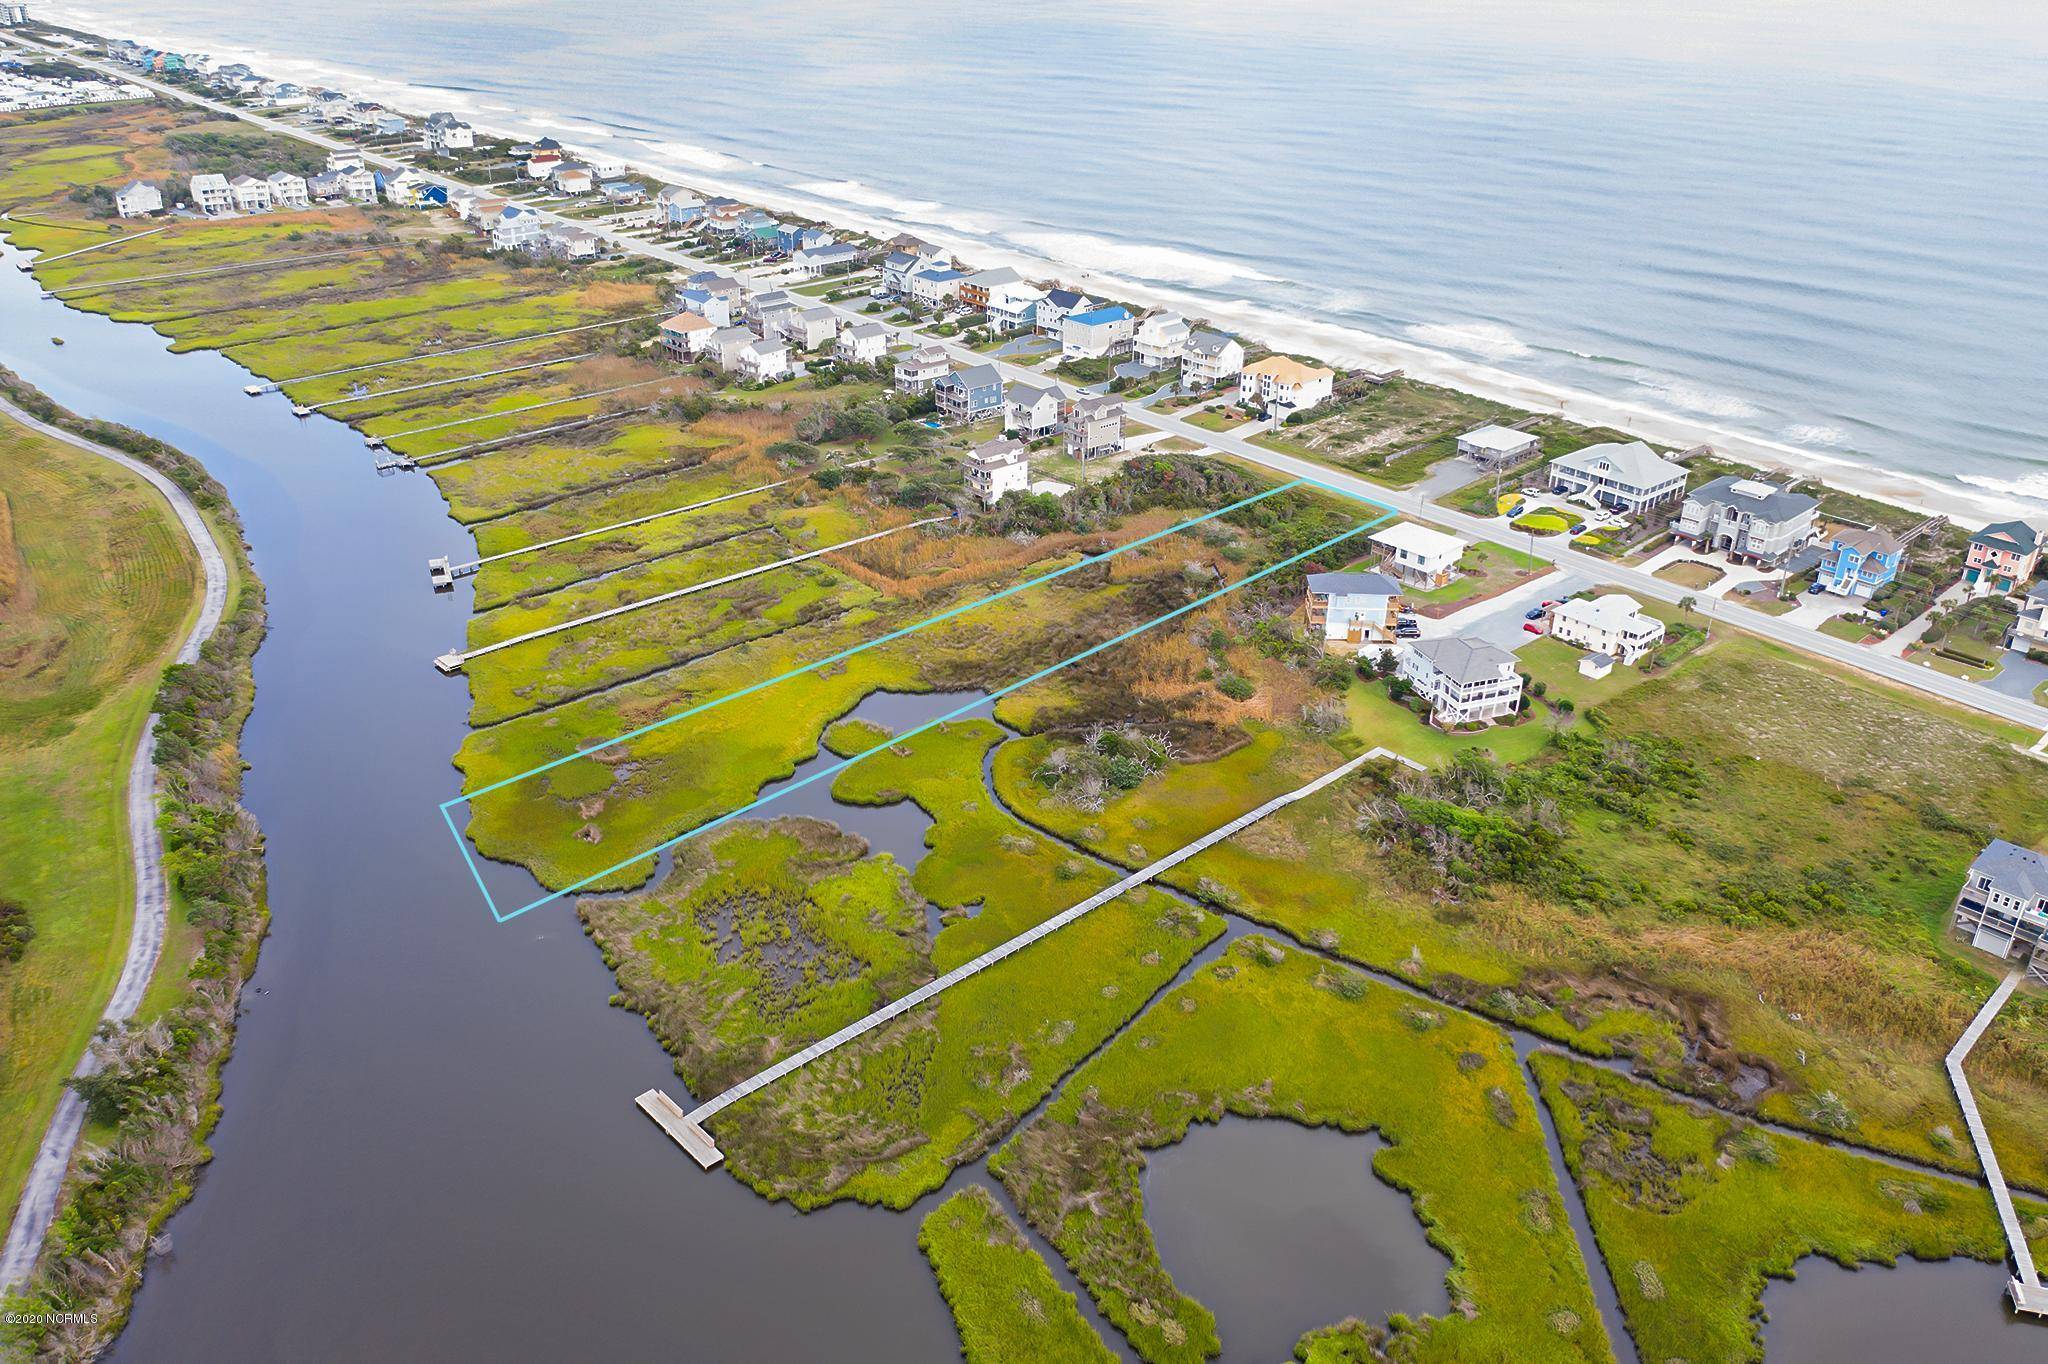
[1553,594,1654,631]
[1243,355,1334,386]
[1044,289,1090,310]
[659,312,714,332]
[1687,474,1820,523]
[1183,330,1239,357]
[1407,635,1519,685]
[1550,440,1684,488]
[938,362,1002,389]
[1971,839,2048,903]
[1830,527,1902,554]
[969,437,1028,469]
[1370,521,1466,560]
[1306,571,1401,597]
[842,322,889,340]
[1006,379,1068,406]
[1972,520,2041,554]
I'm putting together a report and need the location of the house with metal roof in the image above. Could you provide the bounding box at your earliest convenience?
[1061,305,1136,360]
[1952,840,2048,979]
[835,322,891,365]
[1036,289,1096,337]
[1546,440,1686,515]
[1398,636,1525,726]
[1305,571,1404,647]
[1181,330,1244,388]
[1965,520,2042,596]
[1674,475,1821,566]
[1458,424,1540,468]
[1004,380,1073,440]
[1064,395,1125,460]
[1370,522,1467,589]
[893,346,952,395]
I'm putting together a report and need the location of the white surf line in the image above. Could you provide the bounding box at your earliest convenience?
[638,746,1424,1168]
[243,311,666,393]
[0,396,230,1293]
[42,246,376,297]
[1945,970,2048,1316]
[27,225,169,266]
[434,514,949,673]
[297,351,595,413]
[366,376,686,448]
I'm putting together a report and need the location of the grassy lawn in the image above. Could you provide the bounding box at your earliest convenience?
[1819,614,1875,644]
[1341,679,1559,766]
[1515,635,1660,710]
[1399,539,1547,615]
[1534,1053,2040,1364]
[993,938,1611,1364]
[919,1186,1113,1363]
[1511,510,1572,535]
[1185,407,1251,433]
[1652,559,1724,590]
[0,412,201,1234]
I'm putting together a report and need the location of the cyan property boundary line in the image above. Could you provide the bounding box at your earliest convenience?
[638,743,1426,1169]
[443,487,1397,921]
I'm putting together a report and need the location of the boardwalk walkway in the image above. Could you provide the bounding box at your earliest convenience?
[1945,970,2048,1315]
[637,745,1423,1169]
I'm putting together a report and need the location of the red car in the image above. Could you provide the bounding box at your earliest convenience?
[1523,621,1546,635]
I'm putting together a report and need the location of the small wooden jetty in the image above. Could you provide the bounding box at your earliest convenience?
[1946,971,2048,1318]
[635,1089,723,1169]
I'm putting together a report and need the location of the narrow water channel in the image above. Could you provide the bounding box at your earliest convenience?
[0,236,963,1363]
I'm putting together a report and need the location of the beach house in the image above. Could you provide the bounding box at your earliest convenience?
[1951,840,2048,980]
[1004,380,1071,441]
[2011,584,2048,650]
[551,164,595,195]
[336,165,378,203]
[793,242,861,277]
[1817,527,1905,597]
[1180,331,1244,388]
[1061,305,1136,360]
[657,187,704,228]
[189,172,232,214]
[933,363,1005,424]
[908,264,969,308]
[1548,595,1666,664]
[228,174,273,212]
[781,307,838,352]
[1304,571,1403,647]
[708,326,760,371]
[986,280,1048,334]
[737,337,791,383]
[893,346,952,395]
[835,322,890,366]
[265,171,309,208]
[659,312,716,360]
[1036,288,1096,337]
[1546,441,1686,515]
[1369,522,1467,589]
[113,181,161,218]
[1457,424,1540,469]
[1673,476,1820,566]
[489,204,545,251]
[965,438,1032,508]
[1133,311,1191,368]
[958,267,1021,313]
[1238,356,1334,417]
[1964,521,2042,596]
[1064,395,1126,460]
[424,120,474,153]
[1399,636,1525,727]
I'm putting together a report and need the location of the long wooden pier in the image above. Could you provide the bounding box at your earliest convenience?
[291,351,594,416]
[433,514,949,673]
[20,225,167,270]
[364,376,684,449]
[1945,970,2048,1317]
[637,746,1423,1170]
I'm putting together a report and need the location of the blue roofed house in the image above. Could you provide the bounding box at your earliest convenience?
[1060,304,1136,360]
[1816,527,1905,597]
[909,265,969,307]
[933,363,1004,425]
[1036,289,1095,337]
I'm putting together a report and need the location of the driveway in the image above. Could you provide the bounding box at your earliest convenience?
[1424,568,1588,653]
[1986,650,2048,702]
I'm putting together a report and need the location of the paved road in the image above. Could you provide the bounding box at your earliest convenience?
[19,33,2048,747]
[0,396,230,1292]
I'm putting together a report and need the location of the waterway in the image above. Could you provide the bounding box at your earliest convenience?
[2,226,2039,1361]
[1760,1257,2045,1363]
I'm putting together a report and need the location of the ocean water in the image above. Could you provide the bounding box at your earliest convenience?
[46,0,2048,514]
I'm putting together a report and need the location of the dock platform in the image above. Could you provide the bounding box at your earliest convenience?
[635,1089,723,1169]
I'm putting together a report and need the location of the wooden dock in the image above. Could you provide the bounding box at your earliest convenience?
[643,746,1423,1152]
[634,1089,723,1169]
[1945,970,2048,1317]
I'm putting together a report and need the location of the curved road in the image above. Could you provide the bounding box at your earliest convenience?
[0,395,231,1292]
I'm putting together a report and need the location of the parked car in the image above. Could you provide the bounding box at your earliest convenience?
[1807,582,1826,594]
[1523,621,1545,635]
[1524,606,1546,620]
[1571,522,1588,535]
